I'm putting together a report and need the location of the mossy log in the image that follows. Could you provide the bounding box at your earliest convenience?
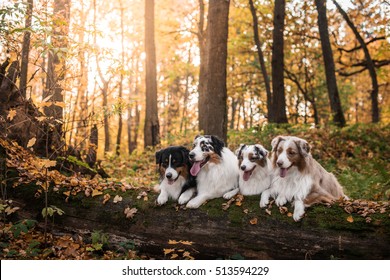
[8,184,390,260]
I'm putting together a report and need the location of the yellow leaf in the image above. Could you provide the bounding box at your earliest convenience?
[168,240,179,245]
[41,159,57,168]
[7,109,17,121]
[170,253,178,259]
[347,215,354,223]
[249,217,258,225]
[287,212,293,217]
[92,189,103,197]
[54,101,66,108]
[27,137,36,148]
[63,191,70,197]
[163,248,175,255]
[235,201,242,207]
[179,240,193,246]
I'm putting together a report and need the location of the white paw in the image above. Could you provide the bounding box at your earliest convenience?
[259,198,268,208]
[275,196,287,207]
[293,209,305,222]
[186,198,202,209]
[178,194,191,205]
[223,189,239,200]
[157,195,168,205]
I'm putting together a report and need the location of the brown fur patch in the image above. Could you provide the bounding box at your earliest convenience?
[208,152,222,164]
[249,152,266,168]
[286,145,307,172]
[177,165,189,180]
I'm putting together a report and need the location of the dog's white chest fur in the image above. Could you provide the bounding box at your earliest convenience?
[239,163,272,196]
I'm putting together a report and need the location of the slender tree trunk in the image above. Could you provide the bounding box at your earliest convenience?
[197,0,208,132]
[102,81,110,153]
[271,0,288,123]
[116,0,125,156]
[332,0,379,123]
[43,0,71,157]
[200,0,230,142]
[19,0,33,99]
[248,0,272,121]
[315,0,346,127]
[144,0,160,147]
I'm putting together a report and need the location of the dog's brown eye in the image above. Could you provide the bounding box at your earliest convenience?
[288,151,296,155]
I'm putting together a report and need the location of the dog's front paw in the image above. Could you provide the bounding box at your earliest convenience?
[259,198,268,208]
[223,188,239,200]
[293,209,305,222]
[275,196,287,207]
[157,194,168,205]
[178,194,190,205]
[186,197,204,209]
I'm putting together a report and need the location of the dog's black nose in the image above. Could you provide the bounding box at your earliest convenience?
[240,165,246,171]
[166,172,172,179]
[277,161,283,167]
[189,152,195,160]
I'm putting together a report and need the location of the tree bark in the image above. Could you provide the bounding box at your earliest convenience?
[144,0,160,147]
[197,0,208,133]
[200,0,230,142]
[248,0,272,122]
[271,0,288,123]
[19,0,33,99]
[315,0,346,127]
[332,0,379,123]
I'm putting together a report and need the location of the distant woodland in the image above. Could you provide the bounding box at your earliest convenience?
[0,0,389,155]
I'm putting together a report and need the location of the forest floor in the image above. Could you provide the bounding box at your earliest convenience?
[0,124,389,259]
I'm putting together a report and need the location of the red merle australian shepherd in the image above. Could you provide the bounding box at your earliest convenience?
[260,136,346,221]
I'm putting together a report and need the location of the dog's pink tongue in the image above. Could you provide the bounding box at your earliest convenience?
[243,171,251,181]
[280,168,288,178]
[190,162,202,176]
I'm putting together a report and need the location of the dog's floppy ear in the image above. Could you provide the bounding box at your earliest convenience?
[235,144,246,158]
[155,149,163,165]
[255,144,268,158]
[194,135,201,140]
[295,139,311,157]
[210,135,224,156]
[179,146,190,163]
[271,136,285,152]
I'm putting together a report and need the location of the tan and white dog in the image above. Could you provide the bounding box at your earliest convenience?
[260,135,346,221]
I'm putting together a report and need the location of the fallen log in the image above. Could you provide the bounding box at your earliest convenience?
[7,184,390,260]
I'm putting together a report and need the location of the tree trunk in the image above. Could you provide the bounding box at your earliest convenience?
[315,0,346,127]
[332,0,379,123]
[271,0,288,124]
[248,0,272,122]
[144,0,160,147]
[200,0,230,142]
[197,0,208,133]
[116,0,125,156]
[19,0,33,99]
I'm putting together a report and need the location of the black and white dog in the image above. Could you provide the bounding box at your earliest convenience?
[235,144,272,196]
[155,146,196,205]
[179,135,239,208]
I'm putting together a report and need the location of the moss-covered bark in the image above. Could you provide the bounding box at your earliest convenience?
[7,184,390,260]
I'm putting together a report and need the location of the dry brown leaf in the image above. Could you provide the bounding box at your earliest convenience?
[63,191,71,197]
[235,201,242,207]
[163,248,175,255]
[179,240,193,246]
[287,212,293,217]
[124,207,138,219]
[347,215,354,223]
[113,195,123,203]
[265,209,272,216]
[243,209,249,214]
[170,253,178,259]
[27,137,36,148]
[249,217,258,225]
[92,189,103,197]
[168,240,179,245]
[7,109,17,121]
[103,193,111,204]
[70,178,79,187]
